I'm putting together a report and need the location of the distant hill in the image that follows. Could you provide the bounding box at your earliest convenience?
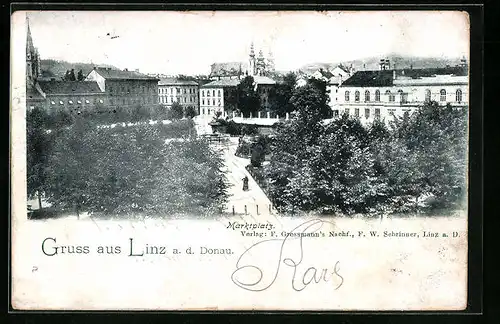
[298,55,465,74]
[40,59,119,79]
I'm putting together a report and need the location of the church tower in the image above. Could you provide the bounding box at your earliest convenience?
[248,42,256,77]
[266,49,275,73]
[26,17,40,89]
[256,49,266,76]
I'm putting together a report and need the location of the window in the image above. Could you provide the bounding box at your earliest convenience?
[355,91,360,102]
[85,100,90,104]
[77,100,82,104]
[184,89,186,94]
[345,91,350,101]
[51,101,55,105]
[202,99,205,105]
[207,90,211,97]
[456,89,462,102]
[109,86,113,93]
[375,90,380,102]
[386,90,395,102]
[344,108,349,115]
[218,90,221,97]
[425,89,431,102]
[218,99,221,105]
[212,99,215,105]
[440,89,446,102]
[213,90,215,96]
[59,101,64,105]
[365,108,370,119]
[202,90,204,96]
[68,100,73,105]
[354,108,360,117]
[365,90,370,102]
[375,108,380,120]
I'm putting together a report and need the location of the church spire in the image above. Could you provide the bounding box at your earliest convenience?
[26,17,34,55]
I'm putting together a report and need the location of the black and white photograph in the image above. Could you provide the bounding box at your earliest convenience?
[11,9,472,310]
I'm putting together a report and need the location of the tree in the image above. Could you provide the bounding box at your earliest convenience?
[68,69,76,81]
[237,76,260,115]
[169,102,184,120]
[185,105,197,118]
[45,121,229,217]
[250,135,267,167]
[77,69,84,81]
[269,72,297,114]
[26,107,53,210]
[45,115,95,219]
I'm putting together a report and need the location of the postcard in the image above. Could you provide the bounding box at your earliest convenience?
[11,10,470,310]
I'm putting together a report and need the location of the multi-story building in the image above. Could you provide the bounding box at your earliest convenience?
[85,67,159,109]
[334,60,468,124]
[199,79,239,117]
[157,78,199,109]
[25,18,107,113]
[209,42,275,80]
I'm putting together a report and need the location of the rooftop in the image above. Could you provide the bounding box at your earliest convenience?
[37,81,103,94]
[341,66,468,87]
[93,67,160,81]
[158,78,198,86]
[210,62,248,77]
[201,79,241,88]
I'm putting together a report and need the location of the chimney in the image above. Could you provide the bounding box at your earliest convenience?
[124,68,128,71]
[386,59,390,70]
[393,70,396,80]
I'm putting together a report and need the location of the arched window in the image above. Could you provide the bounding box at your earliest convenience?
[375,90,380,102]
[365,90,370,102]
[425,89,431,102]
[355,91,360,102]
[345,91,350,102]
[456,89,463,102]
[440,89,447,102]
[386,90,395,102]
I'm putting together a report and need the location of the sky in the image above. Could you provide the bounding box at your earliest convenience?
[19,10,470,76]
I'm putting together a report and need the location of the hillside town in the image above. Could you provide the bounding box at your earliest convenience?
[25,16,469,220]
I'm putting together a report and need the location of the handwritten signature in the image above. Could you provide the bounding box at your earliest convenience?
[231,219,344,292]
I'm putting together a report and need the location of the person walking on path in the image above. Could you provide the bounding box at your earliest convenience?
[242,175,249,191]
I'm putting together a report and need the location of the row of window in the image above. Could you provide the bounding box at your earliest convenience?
[201,98,221,106]
[158,96,196,104]
[108,85,155,94]
[333,108,411,119]
[109,97,154,105]
[201,89,222,97]
[344,89,464,103]
[158,87,197,95]
[50,98,104,105]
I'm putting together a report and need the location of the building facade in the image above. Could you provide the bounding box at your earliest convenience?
[25,18,108,113]
[199,79,239,117]
[334,64,468,124]
[157,78,198,109]
[209,42,275,80]
[85,67,159,109]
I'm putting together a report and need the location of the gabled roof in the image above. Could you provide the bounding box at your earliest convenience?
[93,68,159,81]
[159,78,198,86]
[37,81,103,95]
[26,87,45,100]
[341,66,468,87]
[201,79,240,88]
[253,75,276,85]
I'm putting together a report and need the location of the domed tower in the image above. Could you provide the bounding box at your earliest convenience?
[248,42,256,77]
[256,49,266,76]
[266,49,275,73]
